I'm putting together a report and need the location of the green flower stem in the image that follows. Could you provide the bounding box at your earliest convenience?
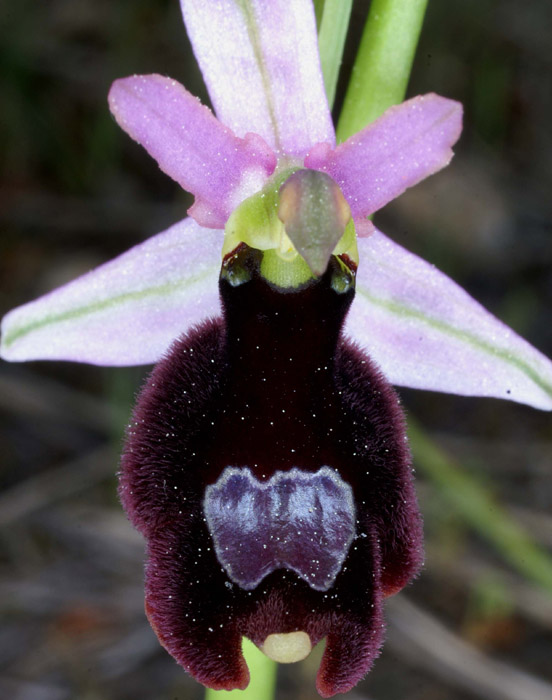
[409,419,552,594]
[317,0,353,109]
[337,0,429,141]
[205,639,277,700]
[313,0,325,28]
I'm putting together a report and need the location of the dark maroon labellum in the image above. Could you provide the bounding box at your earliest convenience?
[120,247,423,697]
[204,465,356,591]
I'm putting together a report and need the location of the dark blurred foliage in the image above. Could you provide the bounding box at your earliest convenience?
[0,2,551,700]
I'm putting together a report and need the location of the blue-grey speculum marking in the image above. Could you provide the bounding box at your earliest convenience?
[203,466,356,592]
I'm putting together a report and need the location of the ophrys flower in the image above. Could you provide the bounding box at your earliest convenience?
[2,0,552,697]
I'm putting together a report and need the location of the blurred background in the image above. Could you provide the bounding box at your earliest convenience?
[1,1,551,699]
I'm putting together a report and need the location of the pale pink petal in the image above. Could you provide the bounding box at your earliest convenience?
[306,94,462,219]
[180,0,334,157]
[1,219,222,366]
[346,230,552,410]
[108,75,276,228]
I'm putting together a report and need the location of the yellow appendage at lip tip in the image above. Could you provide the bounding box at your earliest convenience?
[261,631,312,663]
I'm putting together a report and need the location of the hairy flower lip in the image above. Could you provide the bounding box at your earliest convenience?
[121,252,421,696]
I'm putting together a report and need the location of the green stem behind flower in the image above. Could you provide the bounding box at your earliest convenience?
[313,0,325,28]
[409,419,552,594]
[336,0,429,141]
[316,0,353,109]
[205,639,277,700]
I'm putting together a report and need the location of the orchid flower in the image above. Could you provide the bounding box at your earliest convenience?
[2,0,552,698]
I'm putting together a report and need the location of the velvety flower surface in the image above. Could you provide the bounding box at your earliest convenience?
[2,0,552,696]
[121,249,422,696]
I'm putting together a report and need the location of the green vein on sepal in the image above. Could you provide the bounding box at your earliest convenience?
[234,0,281,150]
[355,286,552,401]
[1,265,218,351]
